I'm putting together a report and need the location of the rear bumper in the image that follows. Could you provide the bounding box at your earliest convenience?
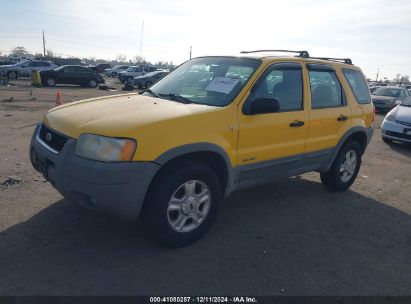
[30,124,160,219]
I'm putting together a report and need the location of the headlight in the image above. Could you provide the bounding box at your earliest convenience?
[75,134,136,162]
[385,108,397,122]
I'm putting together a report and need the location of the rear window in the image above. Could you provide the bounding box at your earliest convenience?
[342,69,371,104]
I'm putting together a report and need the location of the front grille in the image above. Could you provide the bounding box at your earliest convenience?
[386,130,411,140]
[38,124,68,152]
[396,120,411,127]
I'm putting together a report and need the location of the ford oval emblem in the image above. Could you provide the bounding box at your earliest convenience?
[45,132,52,142]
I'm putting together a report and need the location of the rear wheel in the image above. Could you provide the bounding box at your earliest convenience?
[320,141,362,192]
[46,78,56,87]
[8,71,17,79]
[112,72,117,77]
[145,161,222,247]
[88,79,97,88]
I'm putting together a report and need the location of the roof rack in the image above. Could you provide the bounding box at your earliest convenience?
[240,49,310,58]
[309,57,352,65]
[240,50,353,64]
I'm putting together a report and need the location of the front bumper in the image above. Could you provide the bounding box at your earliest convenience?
[381,120,411,143]
[29,124,160,219]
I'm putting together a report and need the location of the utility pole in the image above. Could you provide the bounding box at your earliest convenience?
[375,68,379,82]
[42,30,46,58]
[189,46,192,59]
[139,20,144,58]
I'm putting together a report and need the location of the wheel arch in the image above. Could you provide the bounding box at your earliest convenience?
[326,126,372,169]
[153,143,234,196]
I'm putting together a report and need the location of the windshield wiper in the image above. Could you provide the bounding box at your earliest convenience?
[145,89,159,98]
[158,93,192,104]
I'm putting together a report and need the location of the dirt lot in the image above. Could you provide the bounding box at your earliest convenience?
[0,81,410,296]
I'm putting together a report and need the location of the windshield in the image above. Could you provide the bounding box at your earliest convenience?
[55,66,67,71]
[14,60,30,66]
[373,87,401,97]
[147,57,260,106]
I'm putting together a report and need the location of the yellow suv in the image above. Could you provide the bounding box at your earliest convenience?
[30,50,374,247]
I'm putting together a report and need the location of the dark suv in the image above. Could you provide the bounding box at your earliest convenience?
[40,65,105,88]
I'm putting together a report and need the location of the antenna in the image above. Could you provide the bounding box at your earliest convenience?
[190,46,192,59]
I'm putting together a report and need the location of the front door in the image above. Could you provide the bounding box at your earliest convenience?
[237,62,309,182]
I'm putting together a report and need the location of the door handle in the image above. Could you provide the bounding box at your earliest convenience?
[289,120,305,127]
[337,115,348,122]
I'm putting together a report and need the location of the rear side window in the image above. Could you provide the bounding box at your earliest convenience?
[342,69,371,104]
[309,70,343,108]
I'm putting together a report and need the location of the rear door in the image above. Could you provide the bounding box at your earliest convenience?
[305,64,352,154]
[58,66,77,84]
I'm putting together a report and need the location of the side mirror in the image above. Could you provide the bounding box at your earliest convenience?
[246,97,280,115]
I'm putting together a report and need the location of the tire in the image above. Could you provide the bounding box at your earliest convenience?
[46,78,56,87]
[8,71,17,79]
[145,161,222,247]
[382,137,392,144]
[88,79,98,88]
[112,72,117,77]
[320,141,362,192]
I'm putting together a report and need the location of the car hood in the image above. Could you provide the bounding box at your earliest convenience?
[43,93,219,139]
[394,105,411,123]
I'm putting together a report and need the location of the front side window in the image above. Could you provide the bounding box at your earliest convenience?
[148,57,260,106]
[309,70,343,108]
[250,65,303,112]
[342,69,371,104]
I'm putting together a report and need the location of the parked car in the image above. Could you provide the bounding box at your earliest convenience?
[40,65,104,87]
[89,63,112,74]
[381,99,411,144]
[104,65,129,77]
[0,60,57,79]
[118,65,157,83]
[371,86,410,111]
[30,51,374,247]
[133,70,169,89]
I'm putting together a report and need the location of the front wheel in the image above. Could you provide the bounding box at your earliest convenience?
[320,141,362,192]
[145,161,222,247]
[88,79,98,88]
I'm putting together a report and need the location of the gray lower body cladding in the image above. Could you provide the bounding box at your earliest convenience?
[29,124,160,219]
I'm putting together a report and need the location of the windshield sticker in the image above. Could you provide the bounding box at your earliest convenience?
[205,77,240,94]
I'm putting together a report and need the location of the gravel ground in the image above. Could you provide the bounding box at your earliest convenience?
[0,81,410,296]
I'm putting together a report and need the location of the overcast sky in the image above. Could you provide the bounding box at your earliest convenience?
[1,0,411,79]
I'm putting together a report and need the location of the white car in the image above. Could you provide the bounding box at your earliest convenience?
[381,99,411,143]
[0,60,57,79]
[104,65,129,77]
[118,65,157,83]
